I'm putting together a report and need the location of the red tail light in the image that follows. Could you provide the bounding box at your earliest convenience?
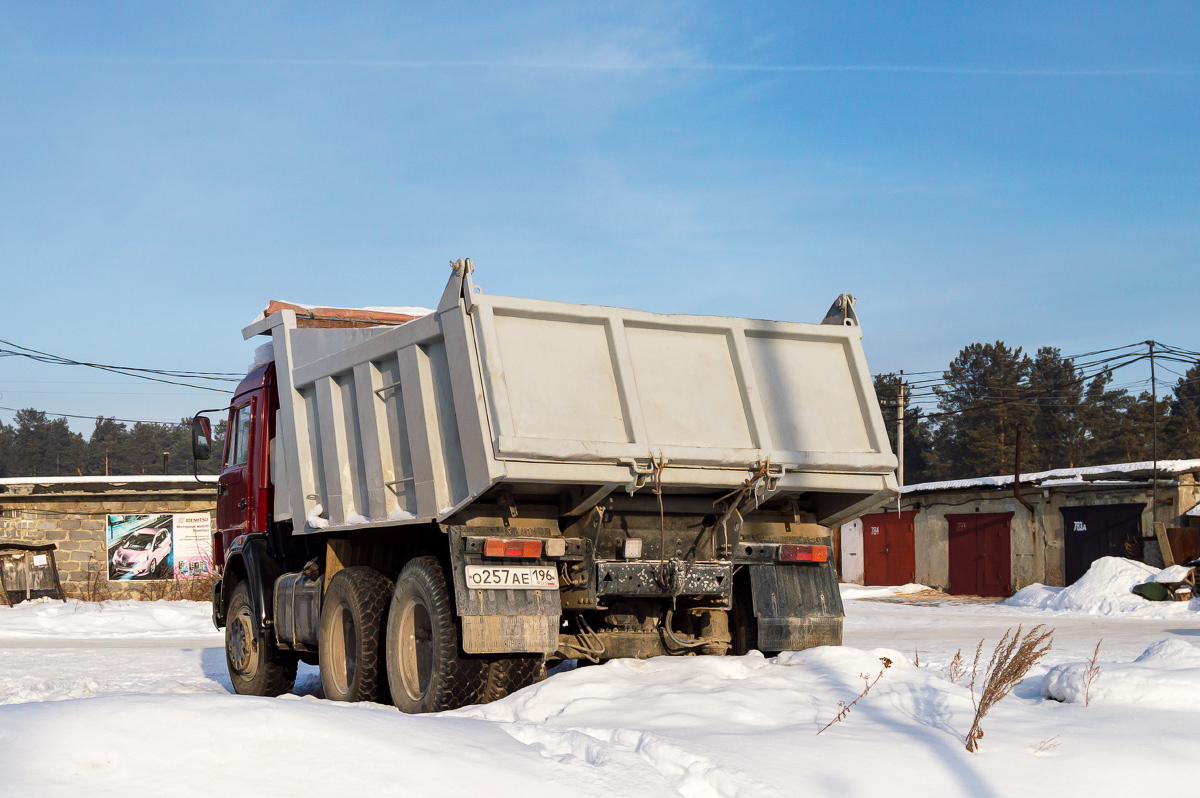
[779,544,828,563]
[483,538,543,558]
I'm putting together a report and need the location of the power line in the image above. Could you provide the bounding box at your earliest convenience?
[0,338,242,393]
[0,404,185,426]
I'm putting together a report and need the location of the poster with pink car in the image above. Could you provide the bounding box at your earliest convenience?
[105,513,212,581]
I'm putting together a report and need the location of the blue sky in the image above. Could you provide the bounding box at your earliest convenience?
[1,2,1197,433]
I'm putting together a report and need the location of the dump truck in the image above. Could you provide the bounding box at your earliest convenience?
[193,259,898,712]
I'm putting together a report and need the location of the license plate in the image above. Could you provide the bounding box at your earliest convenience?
[465,565,559,590]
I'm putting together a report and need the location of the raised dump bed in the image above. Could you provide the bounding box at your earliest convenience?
[243,259,897,532]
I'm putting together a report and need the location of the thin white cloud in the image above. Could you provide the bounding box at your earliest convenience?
[9,55,1199,76]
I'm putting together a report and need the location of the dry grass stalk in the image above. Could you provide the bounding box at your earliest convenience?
[914,649,921,668]
[137,573,218,602]
[945,649,966,683]
[817,657,893,735]
[965,624,1054,753]
[1083,639,1102,707]
[64,555,217,603]
[64,557,113,602]
[1033,735,1061,754]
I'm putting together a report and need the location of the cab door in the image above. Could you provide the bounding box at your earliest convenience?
[217,399,255,549]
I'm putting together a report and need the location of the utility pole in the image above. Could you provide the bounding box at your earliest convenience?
[896,371,905,487]
[896,371,904,516]
[1150,340,1157,527]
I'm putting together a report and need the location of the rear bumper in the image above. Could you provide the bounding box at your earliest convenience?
[594,561,732,598]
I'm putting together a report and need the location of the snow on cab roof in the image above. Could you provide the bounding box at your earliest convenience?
[901,459,1200,495]
[253,300,434,327]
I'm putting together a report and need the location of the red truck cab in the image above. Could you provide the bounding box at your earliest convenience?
[214,361,277,569]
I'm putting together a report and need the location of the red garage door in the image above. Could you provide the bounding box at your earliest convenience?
[947,513,1012,597]
[861,511,916,586]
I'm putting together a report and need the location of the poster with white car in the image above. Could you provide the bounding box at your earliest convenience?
[106,513,212,581]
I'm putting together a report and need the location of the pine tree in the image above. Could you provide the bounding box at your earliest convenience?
[933,342,1034,479]
[1078,369,1127,463]
[1027,347,1084,470]
[8,409,86,477]
[0,420,14,478]
[84,417,131,476]
[1165,360,1200,459]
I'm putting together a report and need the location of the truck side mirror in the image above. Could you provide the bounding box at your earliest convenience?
[192,416,213,461]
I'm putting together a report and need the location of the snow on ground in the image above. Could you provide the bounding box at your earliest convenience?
[837,582,929,600]
[0,598,218,640]
[1,567,1198,797]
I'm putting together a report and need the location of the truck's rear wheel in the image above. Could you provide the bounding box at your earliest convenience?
[386,556,487,714]
[481,655,544,702]
[318,567,394,703]
[226,581,297,697]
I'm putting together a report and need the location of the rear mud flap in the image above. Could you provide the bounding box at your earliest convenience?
[447,529,560,654]
[461,615,559,655]
[455,584,560,654]
[749,561,844,651]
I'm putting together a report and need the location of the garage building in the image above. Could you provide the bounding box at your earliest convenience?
[0,476,217,600]
[840,460,1200,596]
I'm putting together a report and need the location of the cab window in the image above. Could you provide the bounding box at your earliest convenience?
[232,404,252,466]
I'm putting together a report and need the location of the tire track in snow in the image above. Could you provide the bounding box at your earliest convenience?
[499,721,782,798]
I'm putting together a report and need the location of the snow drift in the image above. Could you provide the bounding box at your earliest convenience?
[1043,638,1200,709]
[1004,557,1199,617]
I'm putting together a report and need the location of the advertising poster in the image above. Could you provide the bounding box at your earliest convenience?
[172,513,214,580]
[105,513,213,581]
[107,514,174,581]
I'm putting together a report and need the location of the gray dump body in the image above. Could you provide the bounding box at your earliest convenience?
[244,262,898,534]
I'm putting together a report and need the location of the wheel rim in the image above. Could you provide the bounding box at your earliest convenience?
[328,604,358,696]
[398,597,433,702]
[228,605,258,680]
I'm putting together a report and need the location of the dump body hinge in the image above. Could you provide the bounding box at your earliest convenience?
[497,487,518,518]
[821,293,859,327]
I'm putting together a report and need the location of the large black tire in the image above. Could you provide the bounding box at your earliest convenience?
[318,567,394,703]
[386,556,488,714]
[730,571,779,657]
[225,581,298,697]
[481,655,544,703]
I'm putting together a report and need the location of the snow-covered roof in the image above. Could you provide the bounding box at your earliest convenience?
[901,459,1200,495]
[0,475,217,487]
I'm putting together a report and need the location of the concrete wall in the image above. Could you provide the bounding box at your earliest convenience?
[909,474,1199,592]
[0,477,216,600]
